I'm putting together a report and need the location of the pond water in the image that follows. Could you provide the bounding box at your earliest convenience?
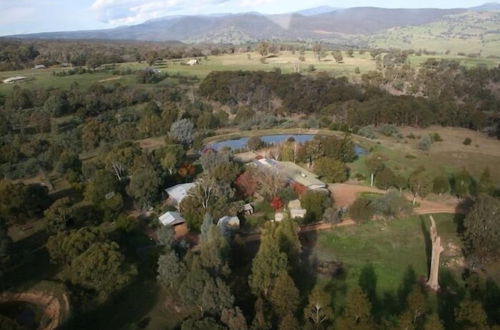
[207,134,367,156]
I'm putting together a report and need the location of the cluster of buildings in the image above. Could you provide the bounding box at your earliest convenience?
[158,157,326,233]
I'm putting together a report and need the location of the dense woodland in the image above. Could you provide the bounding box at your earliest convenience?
[0,39,499,329]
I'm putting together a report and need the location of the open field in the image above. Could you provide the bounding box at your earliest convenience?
[2,50,498,97]
[370,11,500,57]
[314,214,465,294]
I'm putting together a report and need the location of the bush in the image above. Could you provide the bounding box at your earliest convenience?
[431,133,443,142]
[378,124,400,137]
[372,189,412,218]
[418,135,432,151]
[349,197,374,223]
[463,137,472,145]
[358,126,376,139]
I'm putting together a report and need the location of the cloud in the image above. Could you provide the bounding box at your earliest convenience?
[239,0,274,7]
[91,0,230,25]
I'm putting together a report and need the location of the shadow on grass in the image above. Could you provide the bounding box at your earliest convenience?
[60,280,160,330]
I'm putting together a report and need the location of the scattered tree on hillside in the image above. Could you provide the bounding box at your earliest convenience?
[314,157,348,183]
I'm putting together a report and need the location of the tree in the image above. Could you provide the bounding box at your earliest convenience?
[247,136,264,150]
[279,313,300,330]
[200,277,234,316]
[47,227,104,265]
[221,307,248,330]
[375,167,398,190]
[84,170,120,205]
[44,197,74,233]
[453,169,473,198]
[402,286,427,328]
[271,196,284,211]
[456,300,489,330]
[349,197,374,223]
[157,251,186,289]
[235,170,258,198]
[249,224,288,297]
[0,219,12,271]
[312,43,322,60]
[463,194,500,264]
[372,189,412,218]
[424,313,444,330]
[258,41,270,57]
[276,219,301,267]
[44,93,69,117]
[304,285,334,329]
[332,50,343,63]
[270,271,300,318]
[336,286,374,330]
[300,191,331,223]
[408,168,433,204]
[314,157,348,183]
[478,168,494,195]
[63,241,136,300]
[127,164,160,208]
[433,175,450,195]
[170,119,194,147]
[365,154,387,187]
[200,213,214,242]
[181,316,225,330]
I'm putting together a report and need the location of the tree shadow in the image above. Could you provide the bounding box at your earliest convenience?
[420,216,431,276]
[397,266,417,312]
[359,264,379,318]
[437,269,465,329]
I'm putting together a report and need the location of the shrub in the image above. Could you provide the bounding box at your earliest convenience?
[372,189,412,218]
[358,126,376,139]
[378,124,400,137]
[418,135,432,151]
[349,197,374,223]
[431,133,443,142]
[463,137,472,145]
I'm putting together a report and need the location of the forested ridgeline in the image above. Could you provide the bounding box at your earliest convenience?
[200,64,500,133]
[0,39,237,71]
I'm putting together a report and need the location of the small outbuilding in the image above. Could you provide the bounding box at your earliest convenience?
[159,211,185,226]
[288,199,307,219]
[34,64,46,69]
[241,203,254,215]
[186,59,200,66]
[165,183,196,208]
[2,76,27,84]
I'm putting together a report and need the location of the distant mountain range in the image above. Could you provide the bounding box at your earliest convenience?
[4,3,500,46]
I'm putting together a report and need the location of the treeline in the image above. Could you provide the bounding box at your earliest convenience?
[0,39,237,71]
[199,65,500,136]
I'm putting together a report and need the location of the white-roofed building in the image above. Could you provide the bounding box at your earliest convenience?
[165,183,196,207]
[288,199,307,219]
[159,211,185,226]
[2,76,27,84]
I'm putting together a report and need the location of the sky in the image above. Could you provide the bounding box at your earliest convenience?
[0,0,493,36]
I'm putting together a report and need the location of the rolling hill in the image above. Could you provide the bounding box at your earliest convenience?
[4,3,500,54]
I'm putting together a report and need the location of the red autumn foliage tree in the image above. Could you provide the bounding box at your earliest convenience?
[235,171,258,198]
[271,196,284,211]
[177,163,196,178]
[291,182,307,197]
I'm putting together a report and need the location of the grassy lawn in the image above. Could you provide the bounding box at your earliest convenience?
[314,214,464,295]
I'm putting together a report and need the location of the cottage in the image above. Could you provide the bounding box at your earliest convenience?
[158,211,185,226]
[2,76,27,84]
[165,183,196,207]
[288,199,307,219]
